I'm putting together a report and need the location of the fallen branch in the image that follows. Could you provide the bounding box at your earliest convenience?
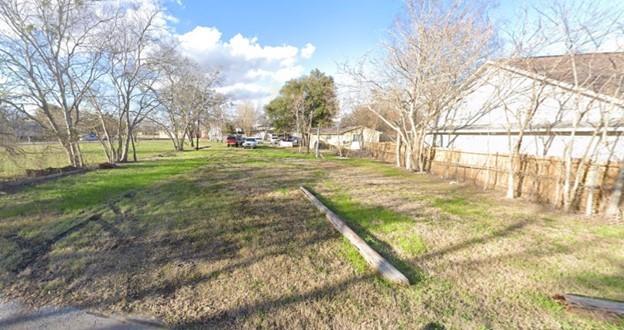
[299,186,410,285]
[554,294,624,316]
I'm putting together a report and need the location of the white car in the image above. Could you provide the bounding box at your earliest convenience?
[242,137,258,149]
[279,139,294,147]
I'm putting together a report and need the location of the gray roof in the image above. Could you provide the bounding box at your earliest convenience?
[319,126,373,135]
[504,52,624,99]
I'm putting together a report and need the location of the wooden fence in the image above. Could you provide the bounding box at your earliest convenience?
[366,142,623,214]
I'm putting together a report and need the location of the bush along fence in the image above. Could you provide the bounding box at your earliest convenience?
[366,142,624,216]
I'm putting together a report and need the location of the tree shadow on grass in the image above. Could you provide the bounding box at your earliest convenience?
[173,273,374,329]
[0,154,350,327]
[417,218,532,262]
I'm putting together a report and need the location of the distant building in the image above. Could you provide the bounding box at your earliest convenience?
[249,126,274,140]
[310,126,382,150]
[14,119,46,142]
[206,125,223,141]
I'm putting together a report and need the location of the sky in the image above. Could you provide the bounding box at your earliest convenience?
[161,0,402,108]
[158,0,619,109]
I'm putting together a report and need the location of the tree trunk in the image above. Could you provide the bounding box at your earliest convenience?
[416,130,427,173]
[585,164,598,216]
[567,130,603,212]
[119,109,132,162]
[120,128,131,163]
[189,128,195,148]
[61,108,83,168]
[395,132,402,167]
[563,130,578,211]
[506,152,515,199]
[506,133,524,199]
[405,141,414,171]
[195,118,200,151]
[131,133,137,162]
[315,126,320,158]
[606,165,624,217]
[484,152,491,191]
[61,139,76,167]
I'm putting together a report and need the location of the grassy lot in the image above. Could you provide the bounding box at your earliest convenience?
[0,142,622,329]
[0,140,177,179]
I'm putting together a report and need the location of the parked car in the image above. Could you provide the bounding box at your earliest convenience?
[270,136,281,145]
[80,133,98,141]
[226,135,239,147]
[279,137,300,147]
[242,137,258,149]
[279,139,293,147]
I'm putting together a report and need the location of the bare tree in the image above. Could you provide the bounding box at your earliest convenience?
[492,62,551,199]
[90,5,162,163]
[234,102,258,136]
[0,0,111,167]
[503,0,624,208]
[343,0,494,171]
[152,51,219,151]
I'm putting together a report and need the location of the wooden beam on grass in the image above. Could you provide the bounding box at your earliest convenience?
[299,186,410,285]
[554,294,624,315]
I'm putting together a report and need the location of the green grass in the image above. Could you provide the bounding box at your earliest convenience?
[312,189,425,283]
[529,292,564,314]
[591,225,624,239]
[339,238,368,274]
[0,151,210,218]
[0,140,178,179]
[315,190,425,251]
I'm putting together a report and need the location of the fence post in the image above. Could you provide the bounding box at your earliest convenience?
[606,165,624,217]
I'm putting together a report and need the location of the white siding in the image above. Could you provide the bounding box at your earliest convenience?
[434,134,623,161]
[437,66,624,161]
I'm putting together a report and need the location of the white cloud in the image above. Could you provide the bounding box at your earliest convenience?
[176,26,315,106]
[177,26,222,53]
[301,43,316,59]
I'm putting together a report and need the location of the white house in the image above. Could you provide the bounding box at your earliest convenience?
[432,52,624,162]
[310,126,382,150]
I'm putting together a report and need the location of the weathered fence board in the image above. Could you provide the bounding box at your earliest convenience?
[366,142,623,214]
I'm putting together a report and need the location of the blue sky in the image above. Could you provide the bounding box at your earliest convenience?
[162,0,407,106]
[167,0,403,75]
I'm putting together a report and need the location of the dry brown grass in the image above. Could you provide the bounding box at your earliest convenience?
[316,158,624,329]
[0,144,622,329]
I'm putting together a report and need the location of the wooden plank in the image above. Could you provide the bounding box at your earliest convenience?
[554,294,624,315]
[299,186,410,285]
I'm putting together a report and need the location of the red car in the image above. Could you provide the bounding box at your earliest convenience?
[226,135,240,147]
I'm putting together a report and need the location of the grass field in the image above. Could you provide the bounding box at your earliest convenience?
[0,140,177,179]
[1,142,622,329]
